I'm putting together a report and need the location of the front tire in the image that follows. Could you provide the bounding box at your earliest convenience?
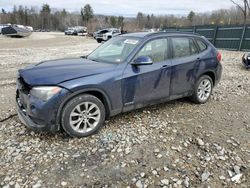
[96,38,102,43]
[190,75,213,104]
[61,94,105,137]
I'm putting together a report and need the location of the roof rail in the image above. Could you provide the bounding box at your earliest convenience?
[145,31,202,37]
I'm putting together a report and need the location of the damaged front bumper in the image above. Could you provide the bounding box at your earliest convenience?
[16,100,51,132]
[16,94,60,132]
[16,76,70,133]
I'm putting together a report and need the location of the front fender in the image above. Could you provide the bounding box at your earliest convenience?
[55,87,113,129]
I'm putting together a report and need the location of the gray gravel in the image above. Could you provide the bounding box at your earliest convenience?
[0,33,250,187]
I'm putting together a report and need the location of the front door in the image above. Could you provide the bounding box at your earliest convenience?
[122,38,171,110]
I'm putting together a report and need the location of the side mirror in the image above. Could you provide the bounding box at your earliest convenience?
[132,56,153,66]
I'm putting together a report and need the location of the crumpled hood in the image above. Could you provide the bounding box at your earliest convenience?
[19,58,117,86]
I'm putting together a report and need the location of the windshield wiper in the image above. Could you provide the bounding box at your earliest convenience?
[81,56,100,62]
[88,58,100,62]
[81,55,99,62]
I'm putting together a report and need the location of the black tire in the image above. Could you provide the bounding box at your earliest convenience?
[61,94,106,138]
[97,38,102,43]
[190,75,213,104]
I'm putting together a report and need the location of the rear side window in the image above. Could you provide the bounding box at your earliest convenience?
[196,39,207,51]
[172,38,198,58]
[136,38,168,63]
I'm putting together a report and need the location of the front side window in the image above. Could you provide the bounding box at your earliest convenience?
[136,38,168,63]
[87,37,141,63]
[100,30,109,34]
[172,38,198,58]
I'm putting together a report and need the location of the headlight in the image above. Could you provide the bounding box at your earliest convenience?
[30,86,62,101]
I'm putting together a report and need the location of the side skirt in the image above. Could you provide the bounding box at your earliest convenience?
[121,92,192,114]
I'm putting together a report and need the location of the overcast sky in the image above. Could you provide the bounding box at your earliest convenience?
[0,0,237,17]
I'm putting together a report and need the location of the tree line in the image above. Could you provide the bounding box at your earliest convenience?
[0,4,125,32]
[0,2,250,32]
[134,6,250,31]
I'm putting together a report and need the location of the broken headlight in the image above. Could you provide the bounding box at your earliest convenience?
[30,86,61,101]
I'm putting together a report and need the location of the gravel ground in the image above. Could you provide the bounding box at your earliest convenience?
[0,32,249,188]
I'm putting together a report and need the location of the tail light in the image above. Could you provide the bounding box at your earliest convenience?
[217,52,222,62]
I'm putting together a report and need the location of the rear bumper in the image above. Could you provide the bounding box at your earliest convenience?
[214,62,223,86]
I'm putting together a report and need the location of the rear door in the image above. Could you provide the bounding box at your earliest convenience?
[170,37,200,97]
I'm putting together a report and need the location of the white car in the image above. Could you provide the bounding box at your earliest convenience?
[26,26,34,32]
[95,28,121,43]
[0,24,9,34]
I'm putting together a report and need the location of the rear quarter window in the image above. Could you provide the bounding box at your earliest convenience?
[196,39,207,51]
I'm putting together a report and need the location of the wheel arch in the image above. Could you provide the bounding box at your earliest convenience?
[56,88,112,129]
[200,71,216,86]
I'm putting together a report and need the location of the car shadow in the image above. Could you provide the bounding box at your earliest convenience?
[104,97,195,125]
[14,97,196,140]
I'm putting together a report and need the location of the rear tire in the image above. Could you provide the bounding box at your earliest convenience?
[190,75,213,104]
[61,94,105,138]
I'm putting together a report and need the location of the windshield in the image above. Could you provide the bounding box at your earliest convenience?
[87,37,141,64]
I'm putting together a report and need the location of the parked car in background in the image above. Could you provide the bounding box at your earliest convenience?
[16,32,222,137]
[242,52,250,69]
[65,27,78,35]
[75,26,87,36]
[2,24,32,37]
[0,24,9,34]
[26,26,34,32]
[95,28,121,43]
[93,29,109,39]
[65,26,87,36]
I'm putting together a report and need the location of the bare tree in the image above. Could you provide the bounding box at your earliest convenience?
[230,0,249,24]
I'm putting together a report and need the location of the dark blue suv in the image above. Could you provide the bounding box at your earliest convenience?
[16,32,222,137]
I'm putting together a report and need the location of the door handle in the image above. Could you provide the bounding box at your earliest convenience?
[196,57,201,61]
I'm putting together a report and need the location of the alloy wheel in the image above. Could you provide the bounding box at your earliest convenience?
[69,102,101,134]
[197,79,212,102]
